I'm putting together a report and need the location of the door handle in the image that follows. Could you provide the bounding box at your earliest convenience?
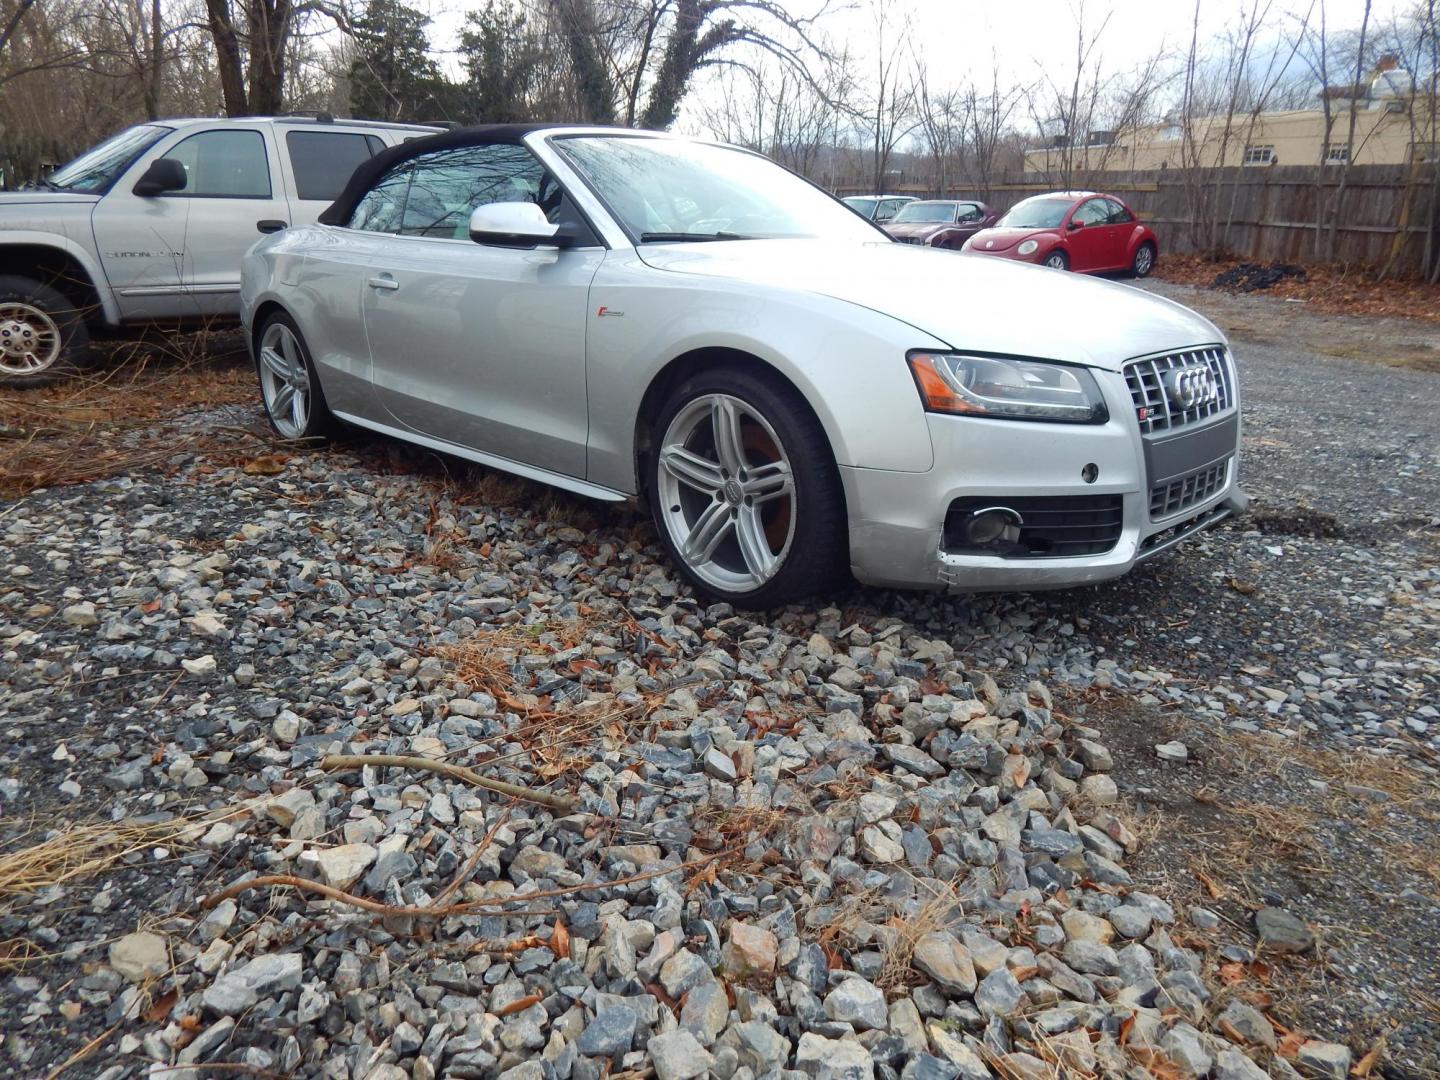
[366,275,399,292]
[256,219,287,234]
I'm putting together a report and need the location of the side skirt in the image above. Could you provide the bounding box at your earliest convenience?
[331,409,631,503]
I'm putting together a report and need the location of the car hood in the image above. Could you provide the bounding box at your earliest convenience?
[967,226,1054,252]
[636,240,1221,371]
[885,221,946,239]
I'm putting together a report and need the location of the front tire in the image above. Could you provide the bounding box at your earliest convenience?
[1043,250,1070,271]
[648,367,847,607]
[1130,242,1157,278]
[255,311,334,440]
[0,274,93,388]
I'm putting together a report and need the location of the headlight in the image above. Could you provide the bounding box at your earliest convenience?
[1017,239,1039,256]
[907,352,1108,423]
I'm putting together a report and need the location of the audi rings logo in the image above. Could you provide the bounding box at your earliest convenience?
[1164,365,1218,410]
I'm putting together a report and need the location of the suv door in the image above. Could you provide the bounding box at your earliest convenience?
[159,126,289,316]
[280,128,386,227]
[358,142,603,477]
[90,130,190,321]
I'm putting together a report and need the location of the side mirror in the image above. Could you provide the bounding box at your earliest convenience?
[468,202,572,248]
[132,158,188,197]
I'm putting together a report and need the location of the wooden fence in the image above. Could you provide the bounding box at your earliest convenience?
[844,165,1440,277]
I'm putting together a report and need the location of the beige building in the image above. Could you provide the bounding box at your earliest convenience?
[1025,62,1437,173]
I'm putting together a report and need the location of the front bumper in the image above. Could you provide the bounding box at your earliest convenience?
[840,366,1245,591]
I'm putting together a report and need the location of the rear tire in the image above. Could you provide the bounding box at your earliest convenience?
[1130,242,1157,278]
[1043,250,1070,271]
[648,367,848,608]
[0,274,94,388]
[255,311,335,440]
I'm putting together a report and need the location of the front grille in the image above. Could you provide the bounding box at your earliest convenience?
[944,495,1124,558]
[1124,347,1234,434]
[1150,458,1229,518]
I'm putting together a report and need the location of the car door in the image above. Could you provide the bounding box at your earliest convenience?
[161,126,290,316]
[1065,198,1114,271]
[90,132,190,321]
[360,142,603,477]
[1101,197,1137,268]
[875,198,907,224]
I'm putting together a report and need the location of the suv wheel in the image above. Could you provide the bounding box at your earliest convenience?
[256,312,334,440]
[648,367,847,607]
[0,275,93,388]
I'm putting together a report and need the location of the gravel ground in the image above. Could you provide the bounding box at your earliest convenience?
[1,284,1437,1079]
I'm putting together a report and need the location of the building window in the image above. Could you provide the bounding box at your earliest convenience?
[1243,144,1275,166]
[1325,143,1350,165]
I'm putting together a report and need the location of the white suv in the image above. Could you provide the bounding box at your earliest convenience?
[0,116,438,385]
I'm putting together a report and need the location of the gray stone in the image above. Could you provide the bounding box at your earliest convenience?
[1254,908,1315,954]
[679,981,729,1046]
[824,977,887,1030]
[648,1029,715,1080]
[658,949,713,997]
[1160,1023,1213,1078]
[577,1005,636,1057]
[1214,1049,1269,1080]
[912,932,977,995]
[1217,1000,1276,1050]
[202,953,303,1016]
[795,1032,875,1080]
[108,932,168,983]
[1295,1041,1352,1080]
[974,968,1024,1017]
[882,744,945,778]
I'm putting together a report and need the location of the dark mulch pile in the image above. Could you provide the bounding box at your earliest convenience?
[1212,261,1309,292]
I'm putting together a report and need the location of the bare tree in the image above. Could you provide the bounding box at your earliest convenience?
[857,0,917,193]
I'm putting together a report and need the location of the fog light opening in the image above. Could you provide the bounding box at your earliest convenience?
[1081,462,1099,484]
[965,506,1024,546]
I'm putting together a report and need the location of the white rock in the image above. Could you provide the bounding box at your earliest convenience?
[109,931,168,983]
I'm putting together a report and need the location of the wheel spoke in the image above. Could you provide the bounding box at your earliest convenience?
[680,500,733,564]
[260,346,289,382]
[660,445,725,495]
[291,387,308,427]
[743,460,793,504]
[710,398,746,475]
[278,329,299,371]
[271,384,294,418]
[734,505,777,581]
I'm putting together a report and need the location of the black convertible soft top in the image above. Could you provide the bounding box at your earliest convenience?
[318,122,572,227]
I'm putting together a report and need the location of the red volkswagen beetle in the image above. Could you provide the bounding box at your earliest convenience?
[961,191,1157,277]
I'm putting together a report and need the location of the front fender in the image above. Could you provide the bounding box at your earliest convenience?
[584,252,946,494]
[0,230,119,324]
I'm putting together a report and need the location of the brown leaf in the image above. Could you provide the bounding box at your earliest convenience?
[140,597,162,614]
[1219,962,1247,985]
[1227,577,1256,595]
[144,990,178,1024]
[1118,1012,1136,1046]
[550,919,571,961]
[1276,1032,1306,1059]
[178,1014,202,1032]
[242,455,286,476]
[1195,868,1227,900]
[496,993,542,1017]
[1351,1038,1384,1078]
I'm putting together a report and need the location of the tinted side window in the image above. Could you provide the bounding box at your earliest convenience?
[162,130,270,198]
[1105,198,1134,224]
[957,203,981,223]
[349,162,411,233]
[400,144,551,239]
[286,131,382,201]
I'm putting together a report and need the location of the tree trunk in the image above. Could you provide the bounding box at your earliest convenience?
[204,0,248,116]
[245,0,293,117]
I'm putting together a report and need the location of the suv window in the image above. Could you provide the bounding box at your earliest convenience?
[286,131,385,201]
[162,129,271,198]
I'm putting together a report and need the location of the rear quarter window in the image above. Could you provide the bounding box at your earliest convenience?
[286,131,386,202]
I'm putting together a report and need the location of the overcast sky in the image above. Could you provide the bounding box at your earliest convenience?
[417,0,1413,114]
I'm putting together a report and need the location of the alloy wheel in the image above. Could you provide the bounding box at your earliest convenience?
[0,301,61,377]
[1134,245,1154,275]
[258,321,312,438]
[656,393,797,592]
[1045,252,1068,270]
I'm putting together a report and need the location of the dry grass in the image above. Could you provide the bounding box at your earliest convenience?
[0,811,225,902]
[0,325,264,496]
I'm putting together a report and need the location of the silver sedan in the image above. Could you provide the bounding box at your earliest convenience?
[241,124,1247,606]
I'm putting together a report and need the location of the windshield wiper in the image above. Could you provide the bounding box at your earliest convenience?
[638,231,752,243]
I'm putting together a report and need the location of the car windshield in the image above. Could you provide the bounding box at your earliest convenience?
[557,136,882,243]
[842,197,879,216]
[997,197,1073,229]
[891,202,957,224]
[47,124,172,194]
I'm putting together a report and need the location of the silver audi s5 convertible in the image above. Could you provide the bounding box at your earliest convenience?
[241,123,1248,607]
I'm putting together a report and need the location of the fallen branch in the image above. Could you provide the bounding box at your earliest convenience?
[319,753,577,813]
[199,853,724,915]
